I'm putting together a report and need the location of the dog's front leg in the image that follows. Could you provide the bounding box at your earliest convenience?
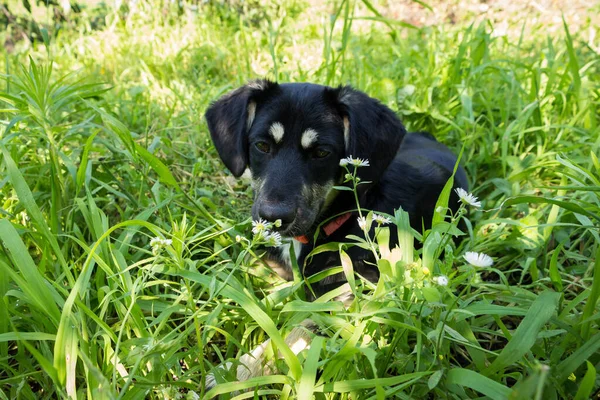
[205,319,318,390]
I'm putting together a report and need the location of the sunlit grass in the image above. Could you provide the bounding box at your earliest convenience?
[1,0,599,398]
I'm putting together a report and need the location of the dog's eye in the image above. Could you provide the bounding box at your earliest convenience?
[255,141,271,153]
[314,149,330,159]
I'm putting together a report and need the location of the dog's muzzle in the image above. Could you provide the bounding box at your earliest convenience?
[256,200,296,228]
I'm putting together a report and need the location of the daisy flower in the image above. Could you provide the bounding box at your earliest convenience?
[264,231,282,247]
[373,214,392,225]
[150,237,172,255]
[455,188,482,208]
[340,156,370,168]
[357,216,368,230]
[464,251,493,268]
[150,237,172,247]
[252,218,272,235]
[432,275,449,286]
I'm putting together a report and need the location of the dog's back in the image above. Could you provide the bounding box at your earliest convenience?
[365,131,467,236]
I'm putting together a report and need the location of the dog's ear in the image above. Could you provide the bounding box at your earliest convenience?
[205,79,278,177]
[325,85,406,183]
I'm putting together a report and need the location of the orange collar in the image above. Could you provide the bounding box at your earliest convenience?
[294,212,352,244]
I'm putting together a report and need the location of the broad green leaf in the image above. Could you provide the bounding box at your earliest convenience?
[134,143,180,188]
[548,245,563,292]
[446,368,512,400]
[574,361,596,400]
[428,369,443,390]
[394,207,413,265]
[340,248,356,292]
[485,291,560,375]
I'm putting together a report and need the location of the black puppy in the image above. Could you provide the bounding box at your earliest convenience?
[206,79,467,293]
[204,80,467,386]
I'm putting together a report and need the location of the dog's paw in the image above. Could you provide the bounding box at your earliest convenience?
[204,361,232,391]
[204,339,273,391]
[204,320,317,392]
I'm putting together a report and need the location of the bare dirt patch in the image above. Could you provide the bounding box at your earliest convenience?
[380,0,598,35]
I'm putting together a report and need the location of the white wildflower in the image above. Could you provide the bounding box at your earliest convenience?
[252,218,272,234]
[455,188,482,208]
[433,275,449,286]
[150,237,172,255]
[264,231,282,247]
[464,251,493,268]
[357,216,368,230]
[373,214,392,225]
[340,156,370,168]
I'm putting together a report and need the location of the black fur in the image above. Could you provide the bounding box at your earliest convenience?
[206,80,468,296]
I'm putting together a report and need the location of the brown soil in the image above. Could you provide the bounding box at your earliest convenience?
[365,0,599,36]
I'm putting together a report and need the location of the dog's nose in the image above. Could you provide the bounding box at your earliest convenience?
[258,203,295,226]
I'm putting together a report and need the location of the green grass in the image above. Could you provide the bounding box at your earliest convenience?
[1,0,600,398]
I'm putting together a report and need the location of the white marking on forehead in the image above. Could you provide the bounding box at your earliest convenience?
[247,102,256,130]
[269,122,285,143]
[247,81,266,90]
[301,128,318,149]
[343,116,350,149]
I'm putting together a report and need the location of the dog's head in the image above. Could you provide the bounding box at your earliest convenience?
[206,80,406,237]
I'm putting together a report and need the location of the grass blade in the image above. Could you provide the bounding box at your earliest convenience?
[297,336,325,400]
[134,143,180,188]
[580,246,600,340]
[556,332,600,383]
[485,291,560,375]
[574,361,596,400]
[502,195,600,222]
[446,368,512,400]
